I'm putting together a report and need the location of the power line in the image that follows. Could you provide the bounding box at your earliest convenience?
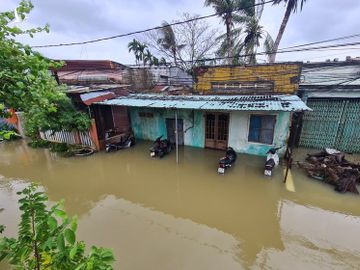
[182,40,360,64]
[111,32,360,67]
[277,33,360,51]
[119,39,360,67]
[31,0,275,48]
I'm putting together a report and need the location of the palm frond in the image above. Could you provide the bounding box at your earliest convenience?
[263,33,275,62]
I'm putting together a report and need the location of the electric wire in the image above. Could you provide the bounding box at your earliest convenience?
[31,0,275,48]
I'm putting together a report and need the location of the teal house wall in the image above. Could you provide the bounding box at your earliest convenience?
[128,107,290,156]
[129,107,205,148]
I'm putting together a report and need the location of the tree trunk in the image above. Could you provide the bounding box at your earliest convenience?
[173,48,177,66]
[225,14,233,65]
[269,3,292,63]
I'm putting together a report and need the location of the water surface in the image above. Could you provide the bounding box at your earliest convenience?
[1,140,360,269]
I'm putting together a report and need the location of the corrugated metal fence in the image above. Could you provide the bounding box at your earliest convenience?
[299,98,360,153]
[40,129,95,148]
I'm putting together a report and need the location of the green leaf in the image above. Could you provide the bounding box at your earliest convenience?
[47,216,57,231]
[54,209,67,220]
[70,216,78,232]
[57,234,65,252]
[64,228,75,245]
[69,244,78,259]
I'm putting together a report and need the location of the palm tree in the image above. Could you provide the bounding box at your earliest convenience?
[157,21,185,65]
[214,0,272,64]
[128,39,153,65]
[143,49,153,66]
[270,0,307,63]
[204,0,256,63]
[128,39,141,64]
[243,17,265,64]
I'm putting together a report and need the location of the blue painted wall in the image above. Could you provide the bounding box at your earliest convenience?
[129,107,205,148]
[129,107,290,156]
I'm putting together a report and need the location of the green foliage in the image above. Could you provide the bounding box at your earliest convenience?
[0,1,90,139]
[27,139,52,148]
[0,104,11,118]
[0,130,21,141]
[128,38,165,66]
[157,21,185,65]
[50,142,69,153]
[0,184,115,270]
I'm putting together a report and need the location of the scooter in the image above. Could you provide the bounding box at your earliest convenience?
[150,136,172,158]
[105,132,135,152]
[264,147,281,176]
[218,147,237,174]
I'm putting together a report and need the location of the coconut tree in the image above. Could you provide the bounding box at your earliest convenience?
[215,0,273,64]
[269,0,307,63]
[157,21,185,65]
[204,0,256,63]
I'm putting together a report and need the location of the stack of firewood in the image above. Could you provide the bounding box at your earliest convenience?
[298,149,360,194]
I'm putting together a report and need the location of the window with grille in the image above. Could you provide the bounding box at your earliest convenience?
[139,112,154,118]
[248,115,276,144]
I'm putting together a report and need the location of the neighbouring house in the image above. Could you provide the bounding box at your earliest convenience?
[122,65,193,92]
[43,60,131,150]
[53,60,127,85]
[297,57,360,153]
[94,63,310,156]
[65,84,129,110]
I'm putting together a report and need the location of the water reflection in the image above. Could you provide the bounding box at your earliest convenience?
[254,200,360,269]
[1,141,360,269]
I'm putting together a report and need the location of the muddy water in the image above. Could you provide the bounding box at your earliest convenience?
[1,140,360,269]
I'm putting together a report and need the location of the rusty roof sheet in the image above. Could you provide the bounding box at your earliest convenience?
[53,60,126,71]
[97,94,311,112]
[80,91,116,106]
[66,84,129,94]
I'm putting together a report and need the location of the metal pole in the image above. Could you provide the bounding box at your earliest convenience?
[175,110,179,164]
[284,112,301,183]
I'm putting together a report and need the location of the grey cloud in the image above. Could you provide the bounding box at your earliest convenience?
[3,0,360,63]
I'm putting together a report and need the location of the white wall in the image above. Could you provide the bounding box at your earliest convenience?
[228,111,291,156]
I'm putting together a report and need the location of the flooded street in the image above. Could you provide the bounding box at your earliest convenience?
[1,140,360,269]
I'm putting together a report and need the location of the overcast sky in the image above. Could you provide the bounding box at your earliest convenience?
[2,0,360,64]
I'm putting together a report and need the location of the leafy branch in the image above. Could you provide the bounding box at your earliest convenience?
[0,183,115,270]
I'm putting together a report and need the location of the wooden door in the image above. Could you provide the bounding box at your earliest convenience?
[205,113,229,150]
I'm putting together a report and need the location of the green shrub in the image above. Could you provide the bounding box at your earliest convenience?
[0,183,115,270]
[50,142,69,153]
[0,130,21,141]
[27,139,52,148]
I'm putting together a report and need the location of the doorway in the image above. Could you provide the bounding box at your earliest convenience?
[166,118,184,145]
[205,113,229,150]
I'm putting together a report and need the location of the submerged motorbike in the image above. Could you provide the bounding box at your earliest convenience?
[218,147,237,174]
[264,147,281,176]
[150,136,172,158]
[105,131,135,152]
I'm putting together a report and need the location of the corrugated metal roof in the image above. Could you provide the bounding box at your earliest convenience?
[66,84,129,94]
[80,91,116,105]
[97,94,311,112]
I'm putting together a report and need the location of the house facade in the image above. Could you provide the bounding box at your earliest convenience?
[297,59,360,153]
[94,63,309,156]
[98,94,308,156]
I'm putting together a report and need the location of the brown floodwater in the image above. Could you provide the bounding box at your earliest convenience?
[1,140,360,269]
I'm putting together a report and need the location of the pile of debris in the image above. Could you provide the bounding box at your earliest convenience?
[298,148,360,194]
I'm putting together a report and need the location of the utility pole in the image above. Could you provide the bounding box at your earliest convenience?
[175,110,179,164]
